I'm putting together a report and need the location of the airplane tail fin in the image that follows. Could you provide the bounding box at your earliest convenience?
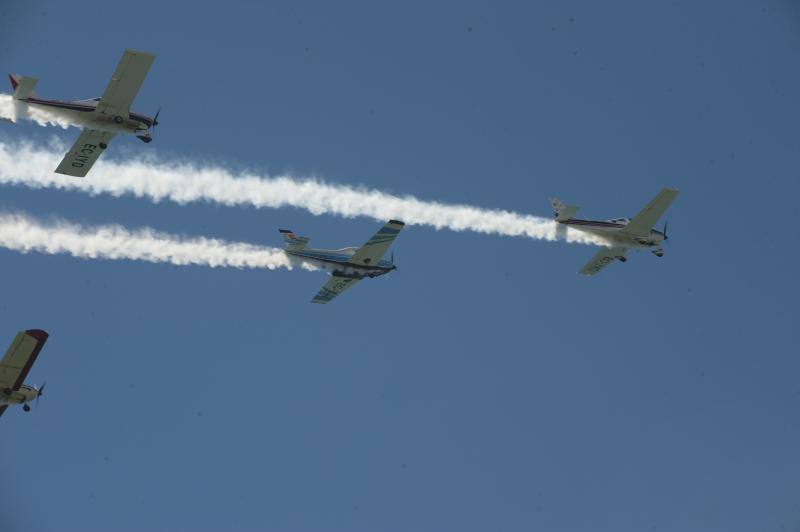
[550,198,579,222]
[8,74,38,100]
[278,229,310,251]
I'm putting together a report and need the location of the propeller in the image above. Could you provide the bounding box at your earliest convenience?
[36,381,46,407]
[662,221,673,247]
[151,107,161,135]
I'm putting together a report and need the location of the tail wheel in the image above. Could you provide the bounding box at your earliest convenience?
[22,404,30,412]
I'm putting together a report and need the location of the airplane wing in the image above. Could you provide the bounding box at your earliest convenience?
[348,220,405,267]
[0,329,49,393]
[96,49,155,116]
[311,275,361,304]
[622,188,679,238]
[579,247,628,276]
[55,129,115,177]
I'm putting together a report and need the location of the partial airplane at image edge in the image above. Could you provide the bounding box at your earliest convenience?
[0,329,49,418]
[551,188,679,275]
[280,220,405,304]
[9,49,158,177]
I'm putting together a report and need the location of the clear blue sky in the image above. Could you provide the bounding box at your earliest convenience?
[1,1,799,530]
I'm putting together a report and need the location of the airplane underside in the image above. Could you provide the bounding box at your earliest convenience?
[1,386,37,411]
[564,223,662,253]
[297,256,391,279]
[26,101,148,137]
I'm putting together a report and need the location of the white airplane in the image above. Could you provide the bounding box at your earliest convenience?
[0,329,49,418]
[280,220,404,304]
[9,49,158,177]
[551,188,679,275]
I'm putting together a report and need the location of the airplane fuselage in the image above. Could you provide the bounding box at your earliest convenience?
[287,247,395,279]
[19,96,155,140]
[0,384,38,406]
[559,218,666,249]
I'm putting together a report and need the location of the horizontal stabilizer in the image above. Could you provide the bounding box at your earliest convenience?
[550,198,579,222]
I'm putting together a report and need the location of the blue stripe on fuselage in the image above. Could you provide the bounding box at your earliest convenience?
[289,250,392,270]
[292,250,353,262]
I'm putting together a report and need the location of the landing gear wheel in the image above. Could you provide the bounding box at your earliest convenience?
[113,116,124,124]
[618,256,627,263]
[99,142,108,149]
[22,404,30,412]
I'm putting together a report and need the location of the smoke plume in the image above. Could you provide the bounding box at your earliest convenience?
[0,210,313,271]
[0,139,608,246]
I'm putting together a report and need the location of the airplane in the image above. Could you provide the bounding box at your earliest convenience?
[0,329,49,418]
[550,188,679,275]
[279,220,405,304]
[8,49,158,177]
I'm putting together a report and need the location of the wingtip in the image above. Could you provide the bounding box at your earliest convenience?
[124,49,156,58]
[8,74,17,90]
[388,219,405,226]
[24,329,49,343]
[278,229,292,234]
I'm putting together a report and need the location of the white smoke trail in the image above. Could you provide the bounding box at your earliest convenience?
[0,139,607,246]
[0,94,77,129]
[0,210,314,271]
